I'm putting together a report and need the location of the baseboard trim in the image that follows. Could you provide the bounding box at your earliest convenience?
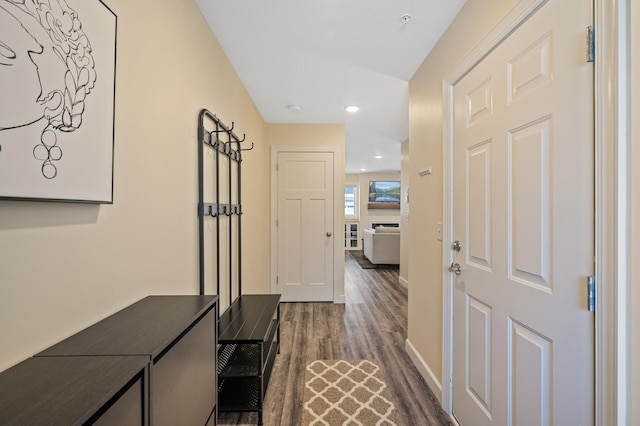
[405,338,443,404]
[399,276,409,289]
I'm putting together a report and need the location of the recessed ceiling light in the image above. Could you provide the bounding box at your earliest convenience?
[374,155,383,159]
[286,104,301,111]
[345,105,360,113]
[400,14,412,24]
[360,168,367,172]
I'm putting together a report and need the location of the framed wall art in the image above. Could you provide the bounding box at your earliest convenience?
[0,0,117,203]
[367,180,401,209]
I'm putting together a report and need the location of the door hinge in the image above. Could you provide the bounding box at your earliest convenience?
[276,276,279,285]
[276,219,278,228]
[587,275,596,312]
[276,163,279,172]
[586,26,595,63]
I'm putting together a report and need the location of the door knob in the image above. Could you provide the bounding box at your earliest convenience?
[326,232,332,237]
[452,240,462,252]
[449,263,462,275]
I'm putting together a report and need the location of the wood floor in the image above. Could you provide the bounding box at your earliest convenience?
[218,250,453,425]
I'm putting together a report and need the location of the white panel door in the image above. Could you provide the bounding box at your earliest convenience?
[276,151,334,302]
[452,1,594,425]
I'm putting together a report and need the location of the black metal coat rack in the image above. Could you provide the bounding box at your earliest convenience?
[197,109,253,305]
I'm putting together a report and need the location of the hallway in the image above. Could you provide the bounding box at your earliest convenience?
[218,251,451,425]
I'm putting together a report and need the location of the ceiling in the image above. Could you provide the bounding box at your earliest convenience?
[195,0,467,174]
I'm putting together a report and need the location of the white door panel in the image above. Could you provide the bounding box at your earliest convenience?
[467,141,492,271]
[277,152,334,302]
[509,118,552,291]
[466,296,492,417]
[452,1,594,425]
[508,319,552,425]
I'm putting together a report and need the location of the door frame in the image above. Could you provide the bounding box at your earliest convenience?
[270,145,346,303]
[441,0,625,424]
[593,0,631,423]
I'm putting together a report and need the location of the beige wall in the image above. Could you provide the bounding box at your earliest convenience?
[400,140,410,286]
[266,124,346,300]
[0,0,270,371]
[345,174,360,192]
[407,0,518,387]
[344,172,402,228]
[357,173,402,231]
[266,124,344,149]
[344,172,403,273]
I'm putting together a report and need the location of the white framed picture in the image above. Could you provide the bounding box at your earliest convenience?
[0,0,116,203]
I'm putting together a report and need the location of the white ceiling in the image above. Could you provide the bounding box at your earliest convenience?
[195,0,466,174]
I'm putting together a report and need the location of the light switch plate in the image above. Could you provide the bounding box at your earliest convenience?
[436,221,443,241]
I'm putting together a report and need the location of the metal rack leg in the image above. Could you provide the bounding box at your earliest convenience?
[258,342,264,425]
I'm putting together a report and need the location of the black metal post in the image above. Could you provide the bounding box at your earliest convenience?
[197,110,206,295]
[236,139,243,298]
[227,131,234,308]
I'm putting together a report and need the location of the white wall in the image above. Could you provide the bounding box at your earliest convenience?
[629,0,640,420]
[0,0,270,372]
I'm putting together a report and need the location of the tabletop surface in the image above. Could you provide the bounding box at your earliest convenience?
[218,294,280,343]
[37,295,217,358]
[0,355,148,425]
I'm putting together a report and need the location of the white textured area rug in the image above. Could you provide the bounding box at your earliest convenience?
[302,359,403,426]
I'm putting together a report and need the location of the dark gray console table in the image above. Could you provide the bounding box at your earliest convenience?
[0,295,218,425]
[0,355,149,425]
[217,294,280,425]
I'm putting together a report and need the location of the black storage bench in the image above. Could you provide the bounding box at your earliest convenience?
[217,295,280,426]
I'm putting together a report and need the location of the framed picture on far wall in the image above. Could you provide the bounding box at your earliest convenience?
[368,181,401,209]
[0,0,117,203]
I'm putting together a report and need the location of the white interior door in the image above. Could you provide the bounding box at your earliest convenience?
[276,151,334,302]
[451,1,594,425]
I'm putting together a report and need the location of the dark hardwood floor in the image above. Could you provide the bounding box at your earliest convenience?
[218,250,452,425]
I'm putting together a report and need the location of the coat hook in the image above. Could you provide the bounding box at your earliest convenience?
[239,142,254,152]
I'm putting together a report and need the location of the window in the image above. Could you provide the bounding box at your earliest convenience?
[345,184,358,218]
